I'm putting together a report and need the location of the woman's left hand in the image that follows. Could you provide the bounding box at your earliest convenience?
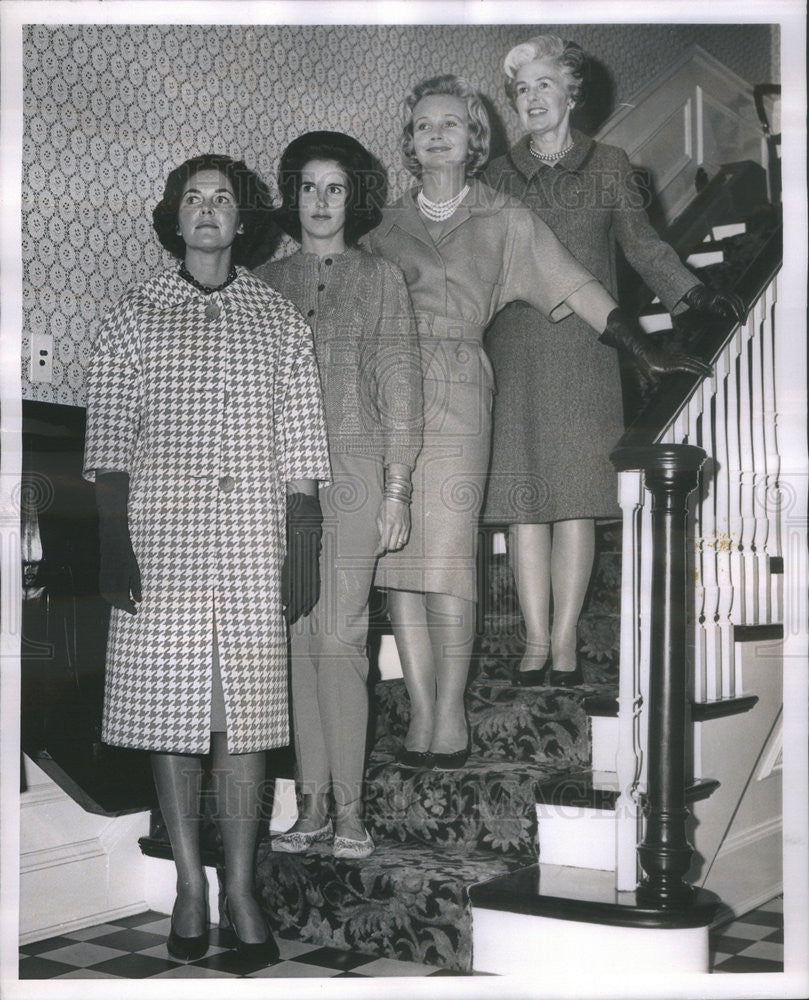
[376,498,411,556]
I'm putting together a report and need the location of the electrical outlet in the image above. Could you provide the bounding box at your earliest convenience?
[30,333,54,383]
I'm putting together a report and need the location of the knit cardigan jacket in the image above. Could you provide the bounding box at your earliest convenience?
[256,246,423,470]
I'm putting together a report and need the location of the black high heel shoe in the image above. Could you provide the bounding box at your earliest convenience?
[397,747,434,768]
[221,897,280,964]
[548,664,584,687]
[513,657,552,688]
[167,897,209,962]
[430,738,471,771]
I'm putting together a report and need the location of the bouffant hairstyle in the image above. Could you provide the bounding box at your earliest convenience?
[152,154,274,266]
[503,35,587,109]
[401,74,491,179]
[273,131,386,245]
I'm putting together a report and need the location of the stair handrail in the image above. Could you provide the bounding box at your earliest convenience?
[609,220,783,903]
[617,221,783,452]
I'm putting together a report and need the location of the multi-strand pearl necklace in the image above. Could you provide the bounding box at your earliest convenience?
[528,140,574,162]
[417,184,470,223]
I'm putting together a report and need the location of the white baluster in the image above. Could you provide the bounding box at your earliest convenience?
[615,470,644,891]
[712,347,736,698]
[696,375,722,701]
[749,294,770,621]
[760,275,781,623]
[637,485,654,791]
[725,327,745,625]
[683,387,710,698]
[737,312,757,623]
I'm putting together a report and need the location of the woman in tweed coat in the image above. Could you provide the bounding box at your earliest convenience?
[482,36,745,687]
[83,155,330,962]
[256,132,423,859]
[364,74,710,769]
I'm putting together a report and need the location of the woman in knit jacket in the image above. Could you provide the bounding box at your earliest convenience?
[256,132,423,859]
[483,36,745,687]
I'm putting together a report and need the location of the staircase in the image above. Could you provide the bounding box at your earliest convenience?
[252,537,620,972]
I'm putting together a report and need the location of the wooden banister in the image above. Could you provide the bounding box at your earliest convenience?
[612,444,706,907]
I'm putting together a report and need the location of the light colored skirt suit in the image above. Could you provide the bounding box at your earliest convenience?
[365,179,600,602]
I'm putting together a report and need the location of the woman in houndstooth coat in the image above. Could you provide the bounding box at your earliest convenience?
[83,154,330,962]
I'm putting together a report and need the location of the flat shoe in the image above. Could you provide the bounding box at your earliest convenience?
[333,829,375,859]
[549,665,584,687]
[397,747,433,768]
[271,818,333,853]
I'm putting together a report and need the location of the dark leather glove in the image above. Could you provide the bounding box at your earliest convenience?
[282,492,323,625]
[95,471,142,614]
[682,284,746,324]
[599,308,713,381]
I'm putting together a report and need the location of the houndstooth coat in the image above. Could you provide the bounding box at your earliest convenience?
[83,267,330,754]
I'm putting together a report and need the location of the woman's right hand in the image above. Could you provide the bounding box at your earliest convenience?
[376,498,411,556]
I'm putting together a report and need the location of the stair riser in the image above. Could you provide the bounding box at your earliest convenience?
[537,804,618,871]
[471,907,711,975]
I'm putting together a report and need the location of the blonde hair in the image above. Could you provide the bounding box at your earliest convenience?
[401,74,491,178]
[503,34,586,108]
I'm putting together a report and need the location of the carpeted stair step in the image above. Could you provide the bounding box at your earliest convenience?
[372,677,596,766]
[362,754,553,860]
[255,835,525,972]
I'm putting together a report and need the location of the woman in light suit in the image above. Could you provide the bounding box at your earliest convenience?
[365,74,711,768]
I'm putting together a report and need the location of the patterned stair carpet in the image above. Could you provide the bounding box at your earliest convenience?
[254,530,620,972]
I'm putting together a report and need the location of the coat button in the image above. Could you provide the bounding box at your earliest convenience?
[307,308,315,317]
[324,258,333,265]
[205,302,220,320]
[317,283,325,291]
[219,475,235,492]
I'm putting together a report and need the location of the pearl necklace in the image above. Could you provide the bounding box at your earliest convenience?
[417,184,470,222]
[528,140,574,162]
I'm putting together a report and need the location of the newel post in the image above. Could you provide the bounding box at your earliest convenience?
[611,443,706,908]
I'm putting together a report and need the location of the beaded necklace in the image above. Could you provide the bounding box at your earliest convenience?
[178,262,238,294]
[416,184,470,223]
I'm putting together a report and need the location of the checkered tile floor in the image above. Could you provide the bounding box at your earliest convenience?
[19,896,782,979]
[711,895,784,973]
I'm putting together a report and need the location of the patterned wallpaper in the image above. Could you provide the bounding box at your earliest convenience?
[20,21,777,406]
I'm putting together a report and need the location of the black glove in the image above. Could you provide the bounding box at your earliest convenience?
[282,492,323,625]
[599,308,713,381]
[95,471,142,614]
[682,284,746,324]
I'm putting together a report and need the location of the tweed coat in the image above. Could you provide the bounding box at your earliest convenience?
[364,179,598,601]
[83,267,330,754]
[482,131,700,524]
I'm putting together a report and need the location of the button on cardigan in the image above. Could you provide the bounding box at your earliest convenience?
[255,246,423,470]
[83,267,330,754]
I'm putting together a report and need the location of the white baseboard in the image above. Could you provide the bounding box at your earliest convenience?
[702,817,782,919]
